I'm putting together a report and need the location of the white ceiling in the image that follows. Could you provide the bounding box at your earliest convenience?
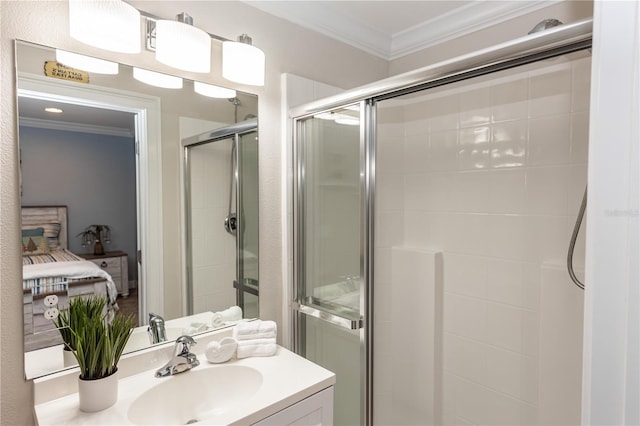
[245,0,560,60]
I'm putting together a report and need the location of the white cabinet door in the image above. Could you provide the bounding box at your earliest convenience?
[252,386,334,426]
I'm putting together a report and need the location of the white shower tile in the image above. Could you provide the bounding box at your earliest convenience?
[486,302,538,356]
[428,95,459,131]
[429,130,458,171]
[404,118,429,136]
[404,173,431,211]
[403,211,432,248]
[486,259,526,307]
[454,378,490,424]
[374,247,392,283]
[486,214,527,261]
[458,127,491,170]
[376,172,404,211]
[377,135,404,173]
[529,67,572,118]
[539,265,584,426]
[491,121,527,168]
[529,115,571,166]
[459,87,491,128]
[487,169,527,214]
[443,333,488,385]
[429,172,456,212]
[373,283,392,323]
[485,345,539,404]
[491,78,528,123]
[449,213,490,255]
[525,166,568,216]
[523,215,568,264]
[444,253,487,298]
[443,292,487,341]
[452,171,490,213]
[404,133,430,173]
[482,387,538,426]
[376,210,404,248]
[570,111,589,164]
[571,56,592,112]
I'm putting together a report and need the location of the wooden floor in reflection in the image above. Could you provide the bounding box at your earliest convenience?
[118,287,139,326]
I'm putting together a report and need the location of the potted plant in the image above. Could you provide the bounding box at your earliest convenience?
[77,224,111,256]
[57,296,134,412]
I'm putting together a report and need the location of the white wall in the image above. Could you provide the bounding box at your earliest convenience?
[0,2,388,424]
[375,53,590,425]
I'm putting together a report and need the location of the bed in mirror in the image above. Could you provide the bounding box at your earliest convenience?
[16,40,259,379]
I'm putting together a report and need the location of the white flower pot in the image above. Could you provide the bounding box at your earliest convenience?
[78,369,119,412]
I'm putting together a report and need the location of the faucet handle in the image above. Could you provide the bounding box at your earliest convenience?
[175,335,197,355]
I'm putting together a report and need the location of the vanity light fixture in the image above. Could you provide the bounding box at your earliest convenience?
[44,107,63,114]
[56,50,119,75]
[222,34,266,86]
[68,0,140,54]
[155,13,211,73]
[193,81,237,99]
[133,67,183,89]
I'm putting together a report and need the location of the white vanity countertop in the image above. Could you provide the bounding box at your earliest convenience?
[34,346,335,425]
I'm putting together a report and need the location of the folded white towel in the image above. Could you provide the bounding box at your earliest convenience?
[205,337,238,364]
[234,320,277,340]
[236,338,277,359]
[212,306,243,328]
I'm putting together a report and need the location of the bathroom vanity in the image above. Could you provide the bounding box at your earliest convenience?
[32,329,335,425]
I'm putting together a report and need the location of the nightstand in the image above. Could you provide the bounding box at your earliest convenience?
[77,251,129,297]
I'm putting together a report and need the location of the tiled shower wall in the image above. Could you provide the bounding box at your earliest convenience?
[374,53,590,425]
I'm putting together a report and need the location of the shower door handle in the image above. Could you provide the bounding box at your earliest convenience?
[292,301,363,330]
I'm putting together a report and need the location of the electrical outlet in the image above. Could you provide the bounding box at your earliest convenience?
[43,294,58,307]
[44,308,59,320]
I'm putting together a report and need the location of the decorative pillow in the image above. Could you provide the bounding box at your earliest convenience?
[22,228,49,255]
[22,222,61,250]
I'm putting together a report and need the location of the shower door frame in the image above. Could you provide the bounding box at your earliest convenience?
[182,118,258,316]
[291,18,593,425]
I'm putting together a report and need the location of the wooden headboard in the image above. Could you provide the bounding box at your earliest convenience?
[21,205,68,249]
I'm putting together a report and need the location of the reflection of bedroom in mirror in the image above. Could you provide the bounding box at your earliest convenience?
[16,40,259,379]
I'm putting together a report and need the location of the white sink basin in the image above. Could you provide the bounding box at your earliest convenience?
[127,365,263,425]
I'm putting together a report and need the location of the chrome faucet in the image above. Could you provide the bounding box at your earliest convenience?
[155,335,200,378]
[148,312,166,344]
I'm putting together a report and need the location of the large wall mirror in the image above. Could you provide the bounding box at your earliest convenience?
[16,41,259,379]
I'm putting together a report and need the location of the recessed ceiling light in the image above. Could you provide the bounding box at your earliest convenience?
[44,107,64,114]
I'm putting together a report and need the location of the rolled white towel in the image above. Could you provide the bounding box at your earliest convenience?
[236,338,277,359]
[212,306,243,328]
[205,337,238,363]
[233,319,277,340]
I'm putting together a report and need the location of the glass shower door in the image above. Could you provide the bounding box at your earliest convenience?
[293,104,366,426]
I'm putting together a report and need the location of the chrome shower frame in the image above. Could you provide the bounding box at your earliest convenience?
[291,18,593,425]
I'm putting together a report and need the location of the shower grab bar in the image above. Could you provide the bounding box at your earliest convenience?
[292,301,363,330]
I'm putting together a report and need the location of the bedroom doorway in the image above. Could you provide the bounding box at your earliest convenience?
[17,74,164,325]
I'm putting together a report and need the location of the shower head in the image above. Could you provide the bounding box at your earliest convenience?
[528,18,563,35]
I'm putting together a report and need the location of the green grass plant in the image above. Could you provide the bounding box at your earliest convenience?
[55,297,134,380]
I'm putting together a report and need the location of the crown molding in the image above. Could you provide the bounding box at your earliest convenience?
[20,117,134,138]
[245,0,562,60]
[390,0,563,59]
